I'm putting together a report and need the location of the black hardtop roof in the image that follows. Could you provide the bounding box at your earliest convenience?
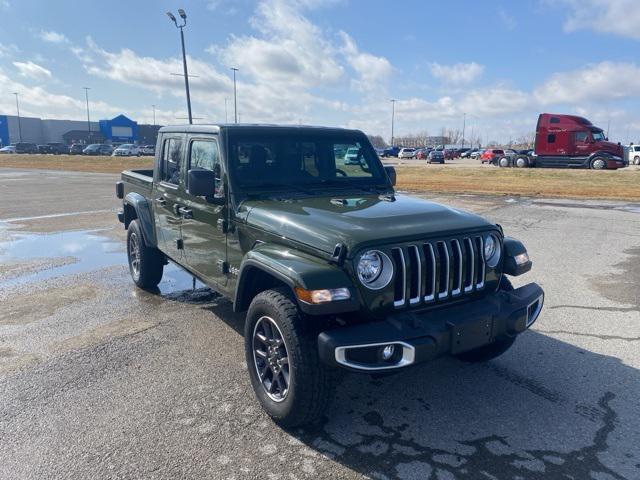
[158,123,365,136]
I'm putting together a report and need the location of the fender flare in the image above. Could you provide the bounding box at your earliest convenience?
[587,150,619,162]
[233,243,358,315]
[123,192,158,247]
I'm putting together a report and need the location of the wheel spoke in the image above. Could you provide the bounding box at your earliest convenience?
[255,332,268,345]
[254,349,267,360]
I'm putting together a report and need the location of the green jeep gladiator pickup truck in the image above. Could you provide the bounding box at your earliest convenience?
[116,124,543,426]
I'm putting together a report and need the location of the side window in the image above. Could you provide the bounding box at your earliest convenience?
[550,117,560,124]
[189,139,219,172]
[189,139,222,196]
[575,132,588,143]
[547,134,556,144]
[161,137,184,184]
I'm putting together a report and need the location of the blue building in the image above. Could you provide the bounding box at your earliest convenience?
[99,114,138,143]
[0,115,9,146]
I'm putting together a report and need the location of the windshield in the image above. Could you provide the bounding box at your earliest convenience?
[229,133,388,190]
[591,130,605,142]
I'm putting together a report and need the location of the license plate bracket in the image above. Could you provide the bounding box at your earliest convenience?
[448,317,493,354]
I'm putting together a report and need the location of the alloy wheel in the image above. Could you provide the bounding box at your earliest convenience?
[252,316,290,402]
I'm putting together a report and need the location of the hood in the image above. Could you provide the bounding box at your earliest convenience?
[598,141,624,157]
[243,193,494,255]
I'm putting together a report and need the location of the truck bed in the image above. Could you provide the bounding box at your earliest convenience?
[121,169,154,197]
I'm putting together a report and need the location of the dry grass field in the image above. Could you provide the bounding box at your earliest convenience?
[1,154,638,200]
[0,154,153,174]
[396,165,640,201]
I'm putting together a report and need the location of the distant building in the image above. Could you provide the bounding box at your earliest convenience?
[0,113,161,146]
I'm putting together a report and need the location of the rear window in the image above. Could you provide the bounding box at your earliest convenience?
[493,150,504,154]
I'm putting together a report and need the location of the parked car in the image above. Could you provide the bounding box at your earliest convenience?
[398,147,416,159]
[470,150,483,160]
[141,145,156,156]
[382,146,400,157]
[14,142,39,154]
[69,144,85,155]
[626,144,640,165]
[37,144,53,154]
[427,150,445,164]
[461,149,477,158]
[0,145,16,154]
[344,147,361,165]
[414,148,428,159]
[47,142,69,155]
[116,123,543,427]
[443,149,456,160]
[112,144,141,156]
[480,149,505,165]
[83,144,114,156]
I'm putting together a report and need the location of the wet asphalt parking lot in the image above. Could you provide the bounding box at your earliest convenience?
[0,168,639,480]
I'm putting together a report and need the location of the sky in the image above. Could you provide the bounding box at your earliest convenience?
[1,0,640,144]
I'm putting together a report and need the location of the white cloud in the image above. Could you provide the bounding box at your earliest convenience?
[39,30,69,44]
[0,43,18,58]
[557,0,640,40]
[13,61,52,81]
[217,0,344,89]
[340,32,392,92]
[429,62,484,85]
[534,61,640,104]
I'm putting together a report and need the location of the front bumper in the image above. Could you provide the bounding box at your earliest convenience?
[318,282,543,372]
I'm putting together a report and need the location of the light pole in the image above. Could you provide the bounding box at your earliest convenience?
[167,9,193,124]
[224,97,228,123]
[83,87,91,143]
[390,99,396,147]
[152,104,156,126]
[461,112,466,148]
[13,92,22,142]
[231,67,238,123]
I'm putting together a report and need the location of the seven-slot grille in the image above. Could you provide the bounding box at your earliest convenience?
[390,236,486,308]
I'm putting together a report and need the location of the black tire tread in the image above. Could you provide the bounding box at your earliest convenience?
[245,288,335,427]
[127,220,164,289]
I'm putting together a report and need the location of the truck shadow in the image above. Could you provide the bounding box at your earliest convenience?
[197,297,637,479]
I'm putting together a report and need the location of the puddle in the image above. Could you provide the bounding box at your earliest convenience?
[0,229,125,288]
[0,228,219,302]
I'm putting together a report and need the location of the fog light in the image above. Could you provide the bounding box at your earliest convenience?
[381,345,395,360]
[514,252,530,266]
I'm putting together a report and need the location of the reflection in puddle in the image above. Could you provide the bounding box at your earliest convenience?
[0,229,215,300]
[0,230,125,288]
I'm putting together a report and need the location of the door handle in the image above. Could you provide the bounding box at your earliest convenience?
[178,206,193,219]
[155,197,166,206]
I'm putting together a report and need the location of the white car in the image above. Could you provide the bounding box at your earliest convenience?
[0,145,16,154]
[626,144,640,165]
[398,148,416,159]
[343,147,361,165]
[112,144,141,157]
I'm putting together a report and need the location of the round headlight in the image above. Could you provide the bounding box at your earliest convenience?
[357,250,394,290]
[483,233,501,268]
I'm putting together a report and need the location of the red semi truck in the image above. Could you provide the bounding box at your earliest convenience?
[498,113,626,170]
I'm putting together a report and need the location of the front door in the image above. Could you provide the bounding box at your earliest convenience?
[154,134,186,262]
[181,135,228,288]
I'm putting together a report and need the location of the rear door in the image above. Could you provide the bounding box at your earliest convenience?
[180,135,227,287]
[154,134,186,262]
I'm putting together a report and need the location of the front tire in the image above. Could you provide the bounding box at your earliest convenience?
[244,288,335,427]
[634,156,640,165]
[455,278,517,362]
[590,157,606,170]
[127,219,164,289]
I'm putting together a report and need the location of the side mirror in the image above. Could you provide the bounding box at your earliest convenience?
[188,169,221,200]
[384,165,396,186]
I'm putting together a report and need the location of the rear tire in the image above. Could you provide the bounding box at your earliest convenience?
[498,157,511,168]
[590,157,606,170]
[634,156,640,165]
[455,278,517,363]
[127,219,164,289]
[514,155,529,168]
[245,288,336,427]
